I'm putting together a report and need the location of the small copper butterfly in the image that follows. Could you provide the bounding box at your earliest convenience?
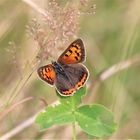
[37,39,89,96]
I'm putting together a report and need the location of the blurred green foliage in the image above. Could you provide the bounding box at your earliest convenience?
[36,87,116,137]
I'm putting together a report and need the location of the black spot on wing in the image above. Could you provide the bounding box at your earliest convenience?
[75,56,79,61]
[45,68,48,73]
[65,54,69,57]
[69,49,73,53]
[75,50,80,56]
[73,45,79,49]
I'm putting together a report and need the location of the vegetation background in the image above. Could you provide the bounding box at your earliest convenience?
[0,0,140,139]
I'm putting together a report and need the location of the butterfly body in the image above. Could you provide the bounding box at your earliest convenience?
[52,61,67,77]
[37,39,89,96]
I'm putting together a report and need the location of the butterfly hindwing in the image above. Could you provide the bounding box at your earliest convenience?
[57,39,85,64]
[37,64,56,85]
[54,64,89,96]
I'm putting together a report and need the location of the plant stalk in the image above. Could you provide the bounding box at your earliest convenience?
[73,122,76,140]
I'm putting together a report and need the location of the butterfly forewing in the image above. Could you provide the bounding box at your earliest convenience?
[37,64,56,85]
[57,39,85,64]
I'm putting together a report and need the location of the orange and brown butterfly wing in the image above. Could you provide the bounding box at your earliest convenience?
[55,64,89,96]
[37,64,56,85]
[57,39,85,64]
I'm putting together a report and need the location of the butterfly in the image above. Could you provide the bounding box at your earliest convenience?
[37,39,89,96]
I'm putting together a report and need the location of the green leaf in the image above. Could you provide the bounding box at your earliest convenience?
[57,86,86,106]
[75,104,117,137]
[35,102,75,130]
[36,88,117,137]
[36,86,87,130]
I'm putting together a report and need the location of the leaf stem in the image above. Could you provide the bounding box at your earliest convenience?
[73,122,76,140]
